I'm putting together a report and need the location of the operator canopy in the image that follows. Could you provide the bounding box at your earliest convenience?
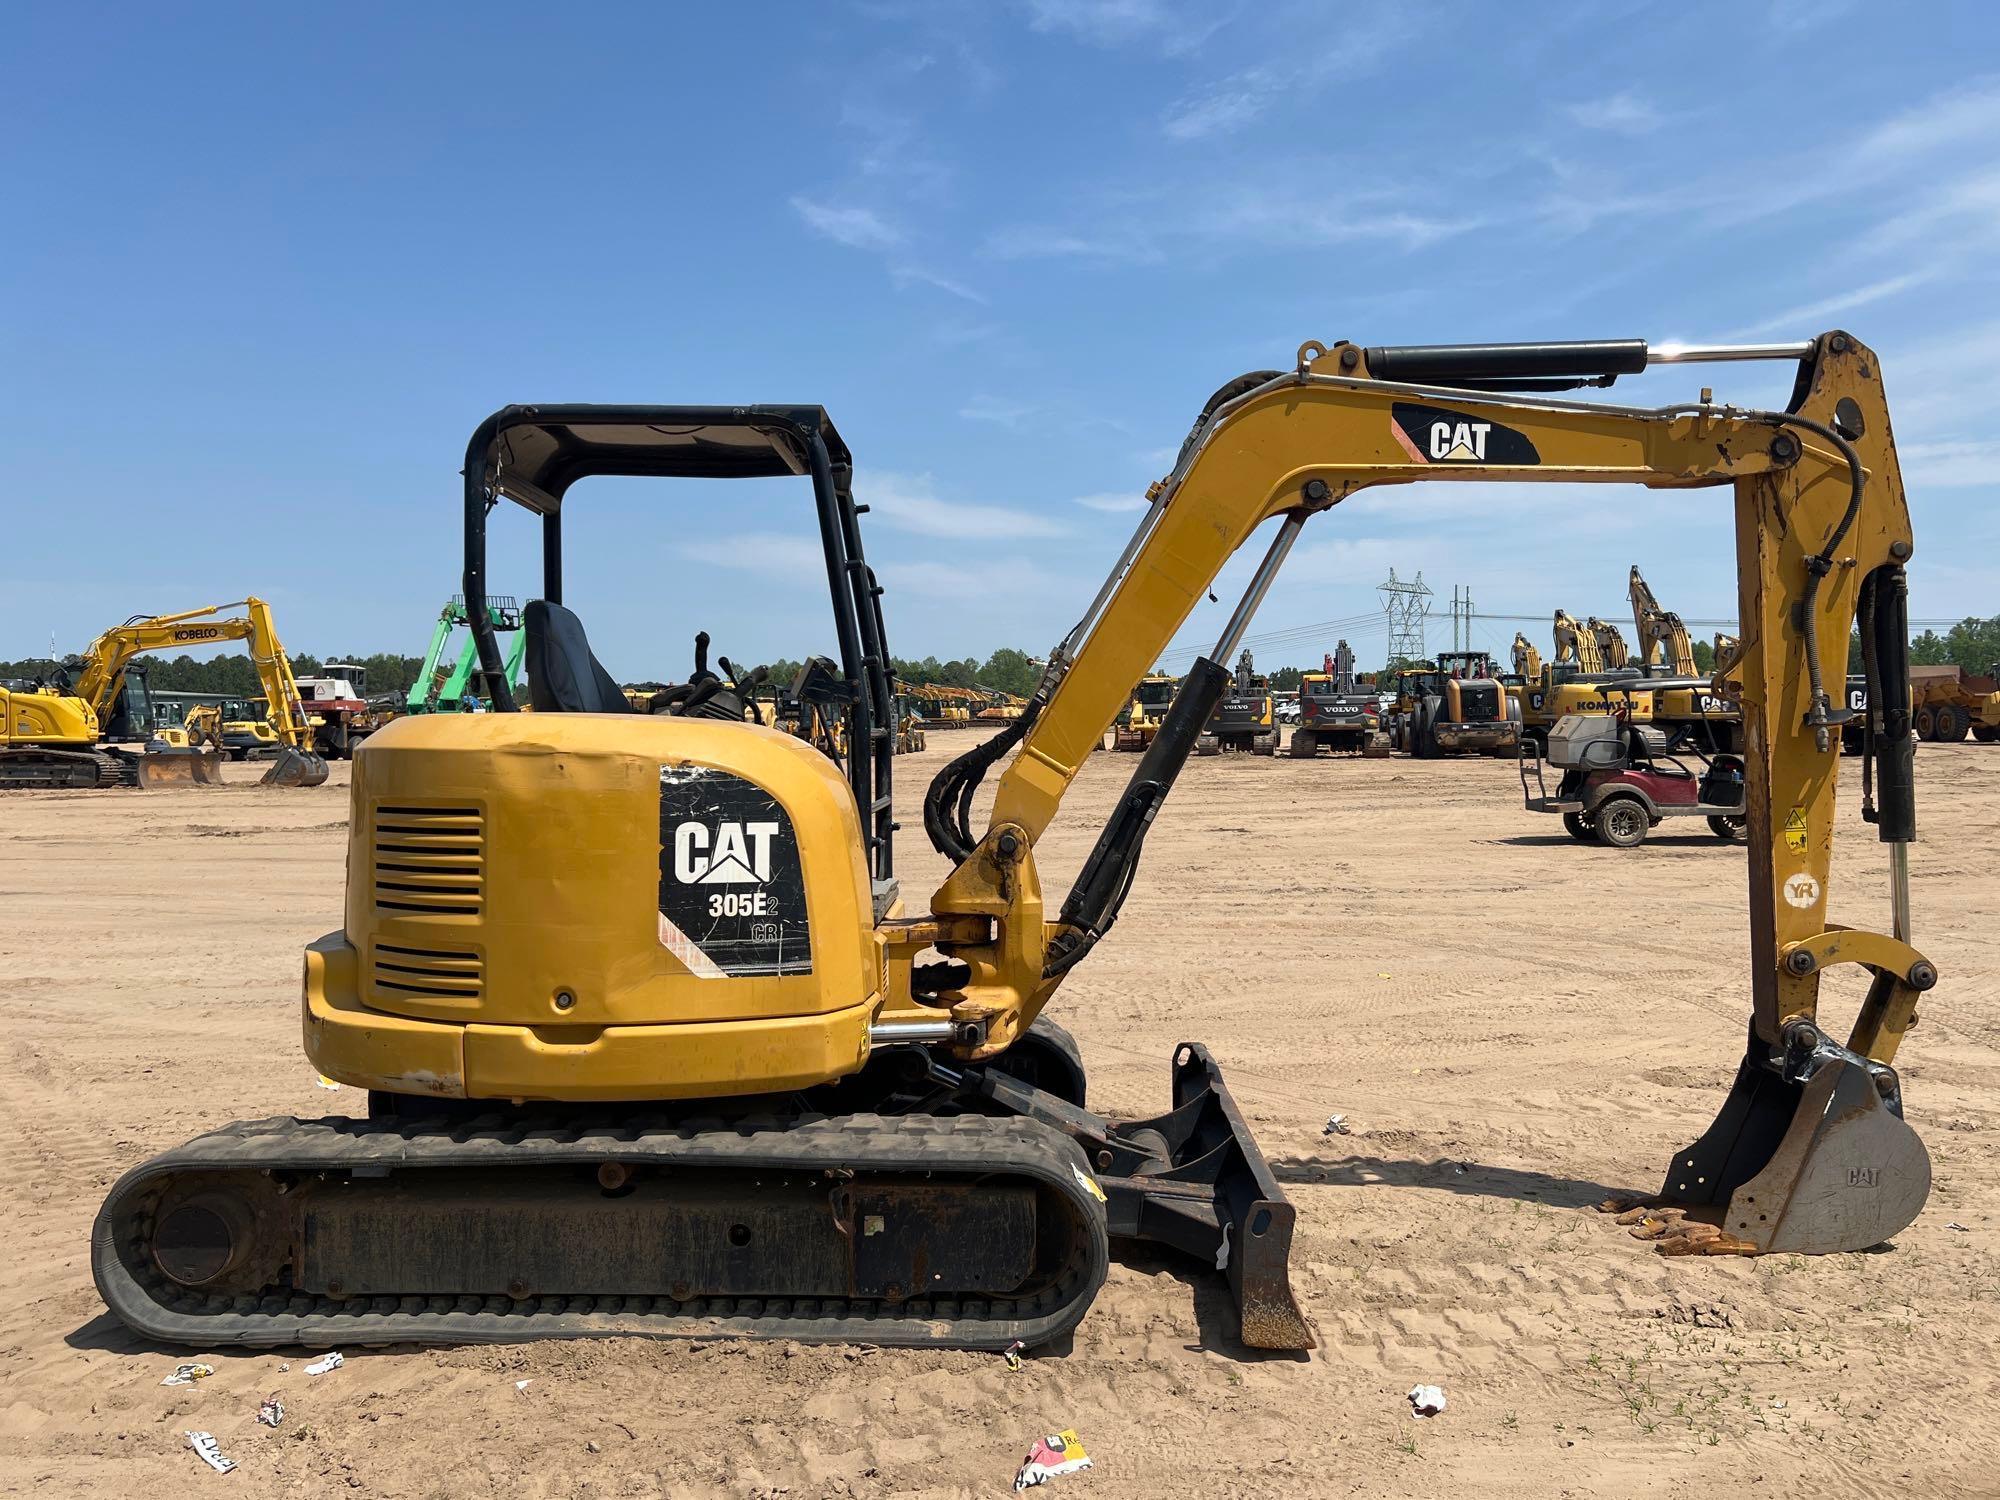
[471,405,853,513]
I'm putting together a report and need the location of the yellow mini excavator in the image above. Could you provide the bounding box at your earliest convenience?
[97,331,1933,1351]
[2,600,328,788]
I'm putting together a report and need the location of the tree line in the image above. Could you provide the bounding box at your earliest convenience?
[9,617,1996,703]
[0,651,428,697]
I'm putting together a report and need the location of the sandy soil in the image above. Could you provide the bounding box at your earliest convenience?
[1,740,1995,1498]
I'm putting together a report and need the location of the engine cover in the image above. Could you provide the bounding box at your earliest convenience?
[304,712,880,1101]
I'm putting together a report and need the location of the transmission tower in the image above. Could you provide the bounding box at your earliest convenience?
[1378,568,1432,664]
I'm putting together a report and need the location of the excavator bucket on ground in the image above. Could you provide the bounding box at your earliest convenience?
[259,747,329,787]
[1616,1021,1932,1255]
[136,748,225,788]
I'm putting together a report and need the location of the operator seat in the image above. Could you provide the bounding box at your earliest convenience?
[523,600,633,714]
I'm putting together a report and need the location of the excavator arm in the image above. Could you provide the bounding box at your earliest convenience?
[923,330,1930,1258]
[1589,615,1633,670]
[1511,632,1542,678]
[1629,565,1699,674]
[1553,607,1603,673]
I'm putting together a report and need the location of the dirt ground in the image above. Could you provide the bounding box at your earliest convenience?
[2,738,1995,1499]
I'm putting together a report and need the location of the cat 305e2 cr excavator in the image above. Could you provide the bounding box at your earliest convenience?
[96,330,1933,1351]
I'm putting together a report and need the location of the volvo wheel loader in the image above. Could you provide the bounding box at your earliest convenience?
[97,331,1936,1353]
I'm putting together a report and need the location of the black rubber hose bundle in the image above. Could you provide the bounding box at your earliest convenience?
[923,704,1039,861]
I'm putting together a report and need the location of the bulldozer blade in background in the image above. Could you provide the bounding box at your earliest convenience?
[137,749,225,788]
[261,748,330,787]
[1660,1031,1931,1255]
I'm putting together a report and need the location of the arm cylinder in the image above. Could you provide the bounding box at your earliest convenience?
[1868,564,1916,844]
[1048,657,1230,970]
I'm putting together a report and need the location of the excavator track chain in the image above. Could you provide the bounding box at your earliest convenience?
[0,746,137,789]
[95,1110,1110,1351]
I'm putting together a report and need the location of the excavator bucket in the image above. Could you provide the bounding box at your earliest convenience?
[260,747,330,787]
[1626,1024,1932,1255]
[136,749,225,788]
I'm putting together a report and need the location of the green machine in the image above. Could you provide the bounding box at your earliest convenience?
[407,595,526,713]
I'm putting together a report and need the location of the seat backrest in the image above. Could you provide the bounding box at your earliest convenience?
[523,600,633,714]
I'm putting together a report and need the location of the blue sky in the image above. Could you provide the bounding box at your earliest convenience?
[6,1,1996,678]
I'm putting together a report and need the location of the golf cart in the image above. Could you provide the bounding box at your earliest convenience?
[1520,680,1747,848]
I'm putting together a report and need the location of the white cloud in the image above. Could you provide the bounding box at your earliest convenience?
[861,471,1071,539]
[1855,76,2000,164]
[1900,440,2000,489]
[1729,270,1937,337]
[789,196,904,252]
[679,533,827,579]
[1072,492,1149,513]
[880,559,982,598]
[986,175,1479,266]
[890,264,988,303]
[1566,92,1663,135]
[959,395,1033,426]
[1020,0,1221,54]
[1161,68,1281,141]
[982,224,1159,262]
[1156,12,1413,141]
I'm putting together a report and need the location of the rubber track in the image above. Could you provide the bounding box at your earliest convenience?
[0,747,135,789]
[94,1110,1110,1351]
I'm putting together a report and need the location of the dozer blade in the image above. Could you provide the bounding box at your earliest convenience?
[972,1041,1314,1350]
[260,748,329,787]
[1639,1023,1931,1255]
[137,749,225,788]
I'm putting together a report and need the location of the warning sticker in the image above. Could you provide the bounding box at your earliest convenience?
[1784,806,1809,855]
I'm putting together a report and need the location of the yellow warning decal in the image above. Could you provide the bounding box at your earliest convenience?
[1784,806,1809,855]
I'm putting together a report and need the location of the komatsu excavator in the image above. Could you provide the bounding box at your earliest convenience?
[1631,565,1743,750]
[95,331,1933,1351]
[1513,604,1655,751]
[2,600,329,788]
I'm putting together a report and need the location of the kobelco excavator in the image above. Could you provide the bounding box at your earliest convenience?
[2,600,329,788]
[96,330,1932,1351]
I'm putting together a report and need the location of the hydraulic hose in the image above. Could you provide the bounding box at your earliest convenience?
[1762,411,1867,751]
[923,705,1038,861]
[1650,396,1867,753]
